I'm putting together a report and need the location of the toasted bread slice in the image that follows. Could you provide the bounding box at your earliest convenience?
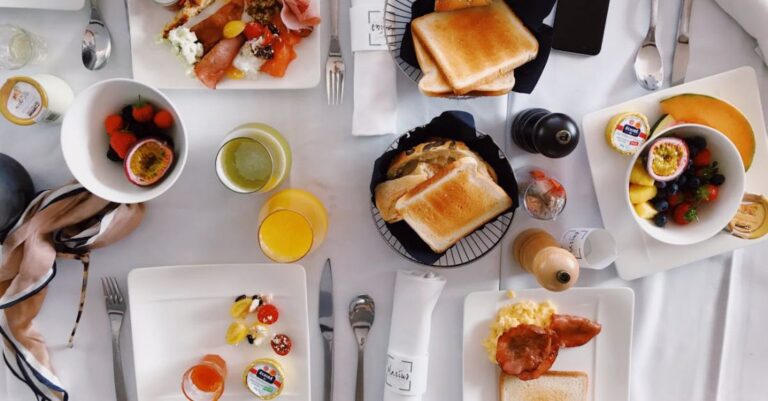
[435,0,490,12]
[395,157,512,253]
[413,33,515,97]
[387,138,497,182]
[411,0,537,95]
[500,371,588,401]
[375,164,433,223]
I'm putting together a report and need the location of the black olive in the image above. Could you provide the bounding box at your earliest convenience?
[235,294,247,302]
[246,334,255,344]
[267,23,280,35]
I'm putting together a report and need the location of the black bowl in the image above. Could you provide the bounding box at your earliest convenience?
[0,153,34,238]
[369,111,518,267]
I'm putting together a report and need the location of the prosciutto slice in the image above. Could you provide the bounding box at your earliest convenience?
[191,0,245,53]
[194,36,245,89]
[280,0,321,30]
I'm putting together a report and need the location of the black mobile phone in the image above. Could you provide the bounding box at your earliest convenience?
[551,0,611,56]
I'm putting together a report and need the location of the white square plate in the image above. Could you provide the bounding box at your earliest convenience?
[126,0,321,89]
[463,288,634,401]
[582,67,768,280]
[128,264,311,401]
[0,0,84,10]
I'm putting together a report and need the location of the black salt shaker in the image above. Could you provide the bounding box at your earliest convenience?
[511,108,580,158]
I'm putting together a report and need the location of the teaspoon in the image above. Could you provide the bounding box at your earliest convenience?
[633,0,663,90]
[349,295,375,401]
[82,0,112,70]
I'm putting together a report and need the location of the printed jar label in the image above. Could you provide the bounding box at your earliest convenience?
[3,81,60,123]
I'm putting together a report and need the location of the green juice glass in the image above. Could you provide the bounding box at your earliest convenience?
[216,123,292,193]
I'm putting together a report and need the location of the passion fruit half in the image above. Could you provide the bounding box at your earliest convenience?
[124,138,175,187]
[646,137,689,182]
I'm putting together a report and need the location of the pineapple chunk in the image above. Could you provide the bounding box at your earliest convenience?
[633,202,658,219]
[630,162,655,186]
[628,184,657,204]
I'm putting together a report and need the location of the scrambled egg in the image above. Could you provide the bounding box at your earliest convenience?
[481,293,557,362]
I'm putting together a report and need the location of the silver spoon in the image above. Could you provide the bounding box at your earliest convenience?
[82,0,112,70]
[349,295,375,401]
[633,0,663,90]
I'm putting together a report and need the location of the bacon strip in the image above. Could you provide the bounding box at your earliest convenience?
[194,36,245,89]
[280,0,321,31]
[550,314,602,348]
[191,0,246,54]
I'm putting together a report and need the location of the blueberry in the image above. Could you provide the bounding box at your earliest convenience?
[666,182,680,195]
[654,213,668,227]
[121,104,134,123]
[106,147,121,162]
[677,175,688,187]
[652,199,670,213]
[688,136,707,150]
[687,176,702,189]
[655,181,667,189]
[711,174,726,186]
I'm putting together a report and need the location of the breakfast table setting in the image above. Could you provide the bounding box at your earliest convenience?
[2,0,768,400]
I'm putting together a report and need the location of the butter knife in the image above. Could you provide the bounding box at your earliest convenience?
[319,259,334,401]
[671,0,693,86]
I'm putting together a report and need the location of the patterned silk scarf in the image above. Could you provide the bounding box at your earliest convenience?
[0,183,144,400]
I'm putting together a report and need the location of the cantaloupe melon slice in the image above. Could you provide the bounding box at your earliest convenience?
[660,94,755,170]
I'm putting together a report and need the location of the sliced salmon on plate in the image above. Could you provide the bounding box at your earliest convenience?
[194,36,245,89]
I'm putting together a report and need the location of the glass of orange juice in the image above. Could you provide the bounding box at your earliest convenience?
[181,354,227,401]
[258,189,328,263]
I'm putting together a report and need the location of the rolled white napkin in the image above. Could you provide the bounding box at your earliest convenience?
[384,270,446,401]
[716,0,768,66]
[350,0,398,136]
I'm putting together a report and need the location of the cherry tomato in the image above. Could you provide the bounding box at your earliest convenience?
[271,334,292,356]
[257,304,279,325]
[244,22,265,41]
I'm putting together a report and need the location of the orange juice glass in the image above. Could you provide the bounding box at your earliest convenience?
[182,354,227,401]
[258,189,328,263]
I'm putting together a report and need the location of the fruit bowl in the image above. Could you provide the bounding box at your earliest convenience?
[624,124,745,245]
[61,79,188,204]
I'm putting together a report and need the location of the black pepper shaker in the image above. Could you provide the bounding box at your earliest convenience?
[511,108,581,158]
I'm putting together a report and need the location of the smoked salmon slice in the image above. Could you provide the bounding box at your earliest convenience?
[191,0,245,53]
[194,36,245,89]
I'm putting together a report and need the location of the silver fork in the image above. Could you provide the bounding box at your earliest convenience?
[102,277,129,401]
[325,0,344,105]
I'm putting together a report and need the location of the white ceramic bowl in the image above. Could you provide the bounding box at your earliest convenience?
[625,124,745,245]
[61,79,188,204]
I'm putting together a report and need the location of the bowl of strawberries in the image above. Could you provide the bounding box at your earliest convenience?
[624,124,745,245]
[61,78,188,204]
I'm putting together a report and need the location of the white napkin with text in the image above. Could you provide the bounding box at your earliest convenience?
[716,0,768,66]
[351,0,398,136]
[384,270,446,401]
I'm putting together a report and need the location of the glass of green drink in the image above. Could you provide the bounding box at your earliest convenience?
[216,123,292,193]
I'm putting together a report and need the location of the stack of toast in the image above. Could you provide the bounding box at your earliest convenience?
[374,139,512,253]
[411,0,538,97]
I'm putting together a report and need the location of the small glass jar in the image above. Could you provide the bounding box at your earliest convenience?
[0,25,46,70]
[181,354,227,401]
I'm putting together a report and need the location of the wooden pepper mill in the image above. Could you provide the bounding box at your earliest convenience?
[513,228,580,292]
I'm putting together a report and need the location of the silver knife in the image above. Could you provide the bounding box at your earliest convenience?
[671,0,693,86]
[319,259,334,401]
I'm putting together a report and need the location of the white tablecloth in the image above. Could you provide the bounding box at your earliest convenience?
[1,0,767,400]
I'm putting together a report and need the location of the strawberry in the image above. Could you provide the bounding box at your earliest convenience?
[109,130,138,159]
[695,184,719,202]
[672,203,698,225]
[104,114,124,134]
[668,192,685,207]
[693,148,712,167]
[131,96,154,123]
[153,109,174,130]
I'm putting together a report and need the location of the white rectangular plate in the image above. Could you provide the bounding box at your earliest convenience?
[128,264,311,401]
[126,0,321,89]
[0,0,83,9]
[582,67,768,280]
[463,288,634,401]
